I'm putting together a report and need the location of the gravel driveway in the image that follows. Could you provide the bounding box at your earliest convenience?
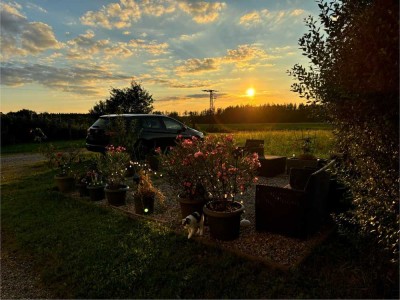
[1,153,55,299]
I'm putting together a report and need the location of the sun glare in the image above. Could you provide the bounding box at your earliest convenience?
[246,88,255,97]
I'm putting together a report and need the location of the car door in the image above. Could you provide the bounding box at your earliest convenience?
[140,116,167,149]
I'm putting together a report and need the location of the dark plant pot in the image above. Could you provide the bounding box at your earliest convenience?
[76,182,89,197]
[178,194,207,219]
[203,201,245,241]
[134,195,155,215]
[87,185,105,201]
[54,175,75,193]
[105,185,129,206]
[286,158,318,174]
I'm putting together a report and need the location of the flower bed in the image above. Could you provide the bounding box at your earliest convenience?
[71,174,335,270]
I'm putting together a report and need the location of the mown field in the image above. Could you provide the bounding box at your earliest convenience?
[2,123,335,159]
[197,122,332,132]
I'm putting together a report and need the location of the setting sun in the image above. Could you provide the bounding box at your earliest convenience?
[246,88,255,97]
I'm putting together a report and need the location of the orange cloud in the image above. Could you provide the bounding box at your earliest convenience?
[175,44,270,75]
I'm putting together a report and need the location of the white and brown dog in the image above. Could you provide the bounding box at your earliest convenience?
[182,212,204,239]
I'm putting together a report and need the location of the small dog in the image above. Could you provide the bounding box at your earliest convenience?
[182,212,204,239]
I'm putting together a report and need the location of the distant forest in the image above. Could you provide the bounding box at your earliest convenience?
[164,103,324,125]
[1,104,324,145]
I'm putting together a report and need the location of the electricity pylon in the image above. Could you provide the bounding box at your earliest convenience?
[202,89,218,113]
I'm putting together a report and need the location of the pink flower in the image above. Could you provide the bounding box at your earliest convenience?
[182,139,193,148]
[225,135,233,142]
[228,167,237,174]
[155,147,161,154]
[194,151,204,158]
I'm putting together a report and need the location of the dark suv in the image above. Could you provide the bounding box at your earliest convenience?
[86,114,204,155]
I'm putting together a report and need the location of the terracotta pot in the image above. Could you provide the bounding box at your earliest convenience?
[54,175,75,193]
[203,201,244,241]
[134,195,155,215]
[177,194,207,219]
[105,185,129,206]
[87,185,105,201]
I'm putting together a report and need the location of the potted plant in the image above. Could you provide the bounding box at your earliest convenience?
[133,169,165,215]
[287,133,319,172]
[160,134,260,240]
[73,158,97,197]
[41,144,81,193]
[157,136,207,218]
[86,170,106,201]
[97,145,130,206]
[197,135,260,240]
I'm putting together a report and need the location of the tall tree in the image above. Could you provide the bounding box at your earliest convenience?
[89,81,154,116]
[290,0,399,262]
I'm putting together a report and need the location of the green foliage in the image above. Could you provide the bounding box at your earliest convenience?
[40,143,82,177]
[1,111,93,145]
[290,0,399,262]
[106,113,141,156]
[97,145,130,189]
[89,81,154,116]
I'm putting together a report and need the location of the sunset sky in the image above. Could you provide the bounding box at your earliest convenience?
[0,0,319,114]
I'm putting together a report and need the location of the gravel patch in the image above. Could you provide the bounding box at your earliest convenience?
[1,234,54,299]
[86,174,334,269]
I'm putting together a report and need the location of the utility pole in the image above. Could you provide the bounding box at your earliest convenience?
[202,89,218,113]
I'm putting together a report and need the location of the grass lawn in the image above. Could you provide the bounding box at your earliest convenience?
[1,155,398,298]
[1,139,86,155]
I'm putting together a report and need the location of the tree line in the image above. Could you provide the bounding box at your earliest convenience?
[1,103,323,146]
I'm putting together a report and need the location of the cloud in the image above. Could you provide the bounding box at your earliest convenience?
[0,62,131,95]
[144,77,212,88]
[26,2,47,13]
[177,1,226,23]
[66,30,110,60]
[0,2,61,59]
[175,58,218,74]
[80,0,226,29]
[141,0,175,16]
[175,44,270,75]
[128,39,169,55]
[239,8,305,28]
[65,31,169,61]
[80,0,141,29]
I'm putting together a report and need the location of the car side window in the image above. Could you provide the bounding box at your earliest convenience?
[142,117,163,129]
[163,117,183,131]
